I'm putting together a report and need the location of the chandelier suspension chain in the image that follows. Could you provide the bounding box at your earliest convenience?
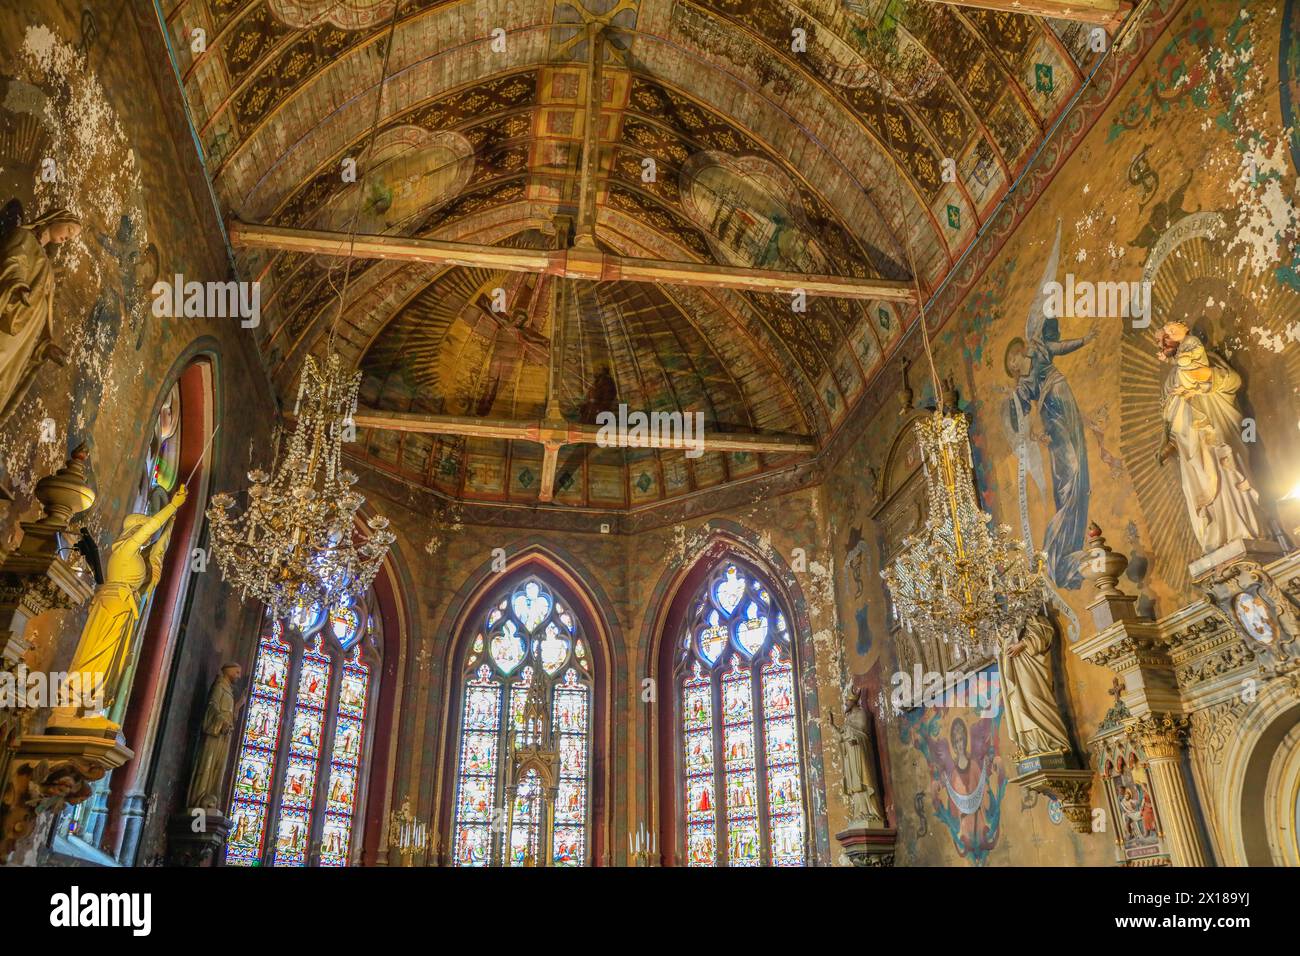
[328,0,402,354]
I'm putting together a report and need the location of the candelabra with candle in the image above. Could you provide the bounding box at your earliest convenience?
[387,798,430,867]
[629,821,658,867]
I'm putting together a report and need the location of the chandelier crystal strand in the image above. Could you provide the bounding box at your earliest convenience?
[206,353,395,618]
[875,77,1046,660]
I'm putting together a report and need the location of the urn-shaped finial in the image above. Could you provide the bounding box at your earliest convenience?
[1079,521,1129,597]
[31,444,96,531]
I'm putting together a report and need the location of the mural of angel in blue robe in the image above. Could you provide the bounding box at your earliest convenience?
[1001,222,1096,589]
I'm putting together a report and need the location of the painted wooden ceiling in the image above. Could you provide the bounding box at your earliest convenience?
[161,0,1099,511]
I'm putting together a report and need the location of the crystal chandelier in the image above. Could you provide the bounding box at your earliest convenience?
[206,353,395,618]
[881,408,1046,656]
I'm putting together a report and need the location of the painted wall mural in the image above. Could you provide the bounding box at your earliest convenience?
[897,672,1007,867]
[1001,222,1095,591]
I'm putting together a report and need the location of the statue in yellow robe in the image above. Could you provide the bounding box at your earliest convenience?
[55,484,188,728]
[0,208,80,422]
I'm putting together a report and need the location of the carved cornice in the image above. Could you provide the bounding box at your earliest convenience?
[1075,621,1169,672]
[1176,642,1255,689]
[0,574,80,618]
[1165,613,1235,663]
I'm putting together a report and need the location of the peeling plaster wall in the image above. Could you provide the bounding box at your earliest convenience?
[0,2,276,863]
[825,0,1300,866]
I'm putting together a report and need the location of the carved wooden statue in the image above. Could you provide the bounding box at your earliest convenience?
[0,207,80,421]
[55,484,187,725]
[1000,613,1072,759]
[829,686,885,826]
[186,664,243,812]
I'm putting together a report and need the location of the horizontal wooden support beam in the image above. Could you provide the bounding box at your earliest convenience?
[229,220,917,302]
[351,409,818,455]
[922,0,1128,26]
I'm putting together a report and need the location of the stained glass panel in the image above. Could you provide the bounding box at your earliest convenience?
[721,656,760,866]
[762,645,806,866]
[329,604,361,649]
[453,666,502,867]
[677,560,808,867]
[508,769,544,865]
[490,620,526,673]
[699,609,727,665]
[682,660,717,867]
[509,667,534,746]
[273,638,331,866]
[321,649,369,866]
[735,602,769,656]
[714,565,746,614]
[512,581,551,632]
[290,601,324,634]
[227,626,291,866]
[452,575,597,867]
[540,622,569,674]
[552,669,589,866]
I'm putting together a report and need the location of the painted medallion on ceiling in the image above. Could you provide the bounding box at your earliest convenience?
[267,0,398,30]
[316,126,475,235]
[678,152,829,274]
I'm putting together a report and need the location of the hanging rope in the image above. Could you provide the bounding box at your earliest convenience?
[878,84,943,409]
[327,2,402,355]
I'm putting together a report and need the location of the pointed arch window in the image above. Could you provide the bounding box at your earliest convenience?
[450,576,596,867]
[225,593,379,866]
[675,560,808,866]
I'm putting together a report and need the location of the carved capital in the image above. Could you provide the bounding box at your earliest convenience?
[1124,713,1191,759]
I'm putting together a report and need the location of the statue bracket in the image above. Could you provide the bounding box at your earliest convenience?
[1011,766,1096,834]
[166,809,232,866]
[834,825,898,867]
[0,730,132,864]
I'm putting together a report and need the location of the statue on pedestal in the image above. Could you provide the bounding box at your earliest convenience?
[186,663,243,811]
[0,207,80,422]
[828,686,885,827]
[1000,613,1072,760]
[53,484,187,728]
[1154,320,1265,553]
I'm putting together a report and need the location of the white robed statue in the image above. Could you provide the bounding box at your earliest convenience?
[1000,614,1072,760]
[828,686,885,826]
[0,207,79,420]
[1155,320,1265,553]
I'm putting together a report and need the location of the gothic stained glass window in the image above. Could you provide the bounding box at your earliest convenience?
[227,625,292,866]
[451,576,596,867]
[226,594,381,867]
[675,560,808,866]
